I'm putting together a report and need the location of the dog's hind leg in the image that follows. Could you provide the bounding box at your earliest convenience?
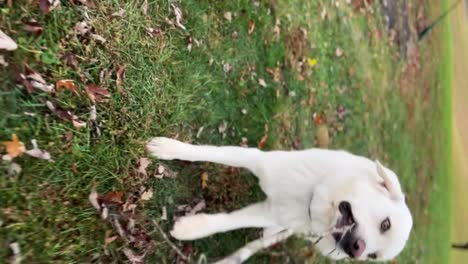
[170,201,276,240]
[146,137,264,173]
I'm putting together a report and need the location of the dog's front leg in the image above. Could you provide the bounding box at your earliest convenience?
[146,137,264,172]
[170,201,276,240]
[214,229,294,264]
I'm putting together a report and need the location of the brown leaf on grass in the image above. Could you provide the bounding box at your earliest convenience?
[171,4,186,30]
[116,65,127,96]
[0,30,17,50]
[46,100,87,129]
[201,172,209,189]
[8,163,22,176]
[266,67,281,83]
[258,78,267,87]
[248,20,255,34]
[63,52,80,68]
[137,158,151,177]
[89,189,101,211]
[335,47,344,57]
[141,0,148,16]
[39,0,60,14]
[23,20,43,35]
[257,134,268,149]
[75,21,91,35]
[104,230,118,246]
[122,248,145,264]
[25,139,52,161]
[145,27,162,37]
[17,66,54,93]
[140,189,153,201]
[91,34,106,43]
[2,134,26,160]
[85,84,110,103]
[224,11,232,22]
[56,80,78,93]
[100,191,124,204]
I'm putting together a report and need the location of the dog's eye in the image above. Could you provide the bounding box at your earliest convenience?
[368,253,378,259]
[380,217,391,232]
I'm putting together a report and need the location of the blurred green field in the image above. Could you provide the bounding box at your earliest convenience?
[0,0,452,263]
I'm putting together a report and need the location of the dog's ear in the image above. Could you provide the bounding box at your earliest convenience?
[375,160,404,202]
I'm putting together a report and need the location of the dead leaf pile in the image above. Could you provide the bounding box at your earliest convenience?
[17,66,54,93]
[85,84,111,103]
[46,100,87,129]
[88,189,154,262]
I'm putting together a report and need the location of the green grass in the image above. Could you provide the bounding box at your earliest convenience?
[0,0,451,263]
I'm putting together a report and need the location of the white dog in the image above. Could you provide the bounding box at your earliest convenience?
[146,137,413,263]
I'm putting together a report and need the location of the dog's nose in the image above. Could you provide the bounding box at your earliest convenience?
[343,238,366,258]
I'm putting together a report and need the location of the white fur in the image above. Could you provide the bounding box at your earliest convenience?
[146,137,413,262]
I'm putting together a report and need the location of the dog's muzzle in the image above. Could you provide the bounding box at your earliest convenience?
[332,201,366,258]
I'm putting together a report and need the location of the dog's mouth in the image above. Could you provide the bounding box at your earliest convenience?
[332,201,366,259]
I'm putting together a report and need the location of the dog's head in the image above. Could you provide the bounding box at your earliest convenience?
[315,160,413,261]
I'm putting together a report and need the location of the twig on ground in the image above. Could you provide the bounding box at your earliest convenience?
[152,220,190,262]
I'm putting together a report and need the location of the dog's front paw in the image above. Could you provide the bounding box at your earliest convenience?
[146,137,186,160]
[170,214,213,240]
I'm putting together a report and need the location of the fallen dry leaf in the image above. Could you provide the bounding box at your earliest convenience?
[141,0,148,15]
[201,172,208,189]
[39,0,60,14]
[7,162,22,176]
[223,63,232,73]
[0,55,7,67]
[77,0,97,8]
[75,21,90,35]
[258,78,267,87]
[104,230,118,246]
[122,248,145,264]
[313,112,324,125]
[171,4,186,30]
[27,72,54,93]
[9,242,21,264]
[257,134,268,149]
[25,139,52,160]
[188,199,206,216]
[91,33,106,43]
[46,101,87,129]
[224,11,232,22]
[145,27,162,37]
[0,30,17,50]
[248,20,255,34]
[56,79,78,93]
[100,191,124,204]
[137,157,151,176]
[2,134,25,160]
[23,20,43,35]
[140,189,153,201]
[89,189,101,211]
[266,67,281,83]
[336,47,344,57]
[116,65,127,96]
[85,84,110,103]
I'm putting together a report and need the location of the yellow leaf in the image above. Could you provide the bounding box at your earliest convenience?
[308,58,318,67]
[201,172,209,189]
[2,134,26,158]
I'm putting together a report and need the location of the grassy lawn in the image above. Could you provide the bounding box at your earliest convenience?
[0,0,452,263]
